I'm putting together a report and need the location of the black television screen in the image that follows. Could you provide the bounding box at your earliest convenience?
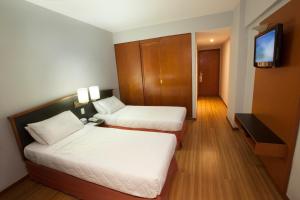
[254,24,283,68]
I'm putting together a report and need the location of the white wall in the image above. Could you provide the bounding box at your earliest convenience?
[113,12,233,118]
[288,126,300,200]
[219,39,231,106]
[113,12,233,44]
[244,0,277,26]
[0,0,118,191]
[226,0,248,126]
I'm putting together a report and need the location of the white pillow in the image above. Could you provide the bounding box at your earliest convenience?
[95,96,125,114]
[25,126,47,145]
[28,111,84,145]
[92,101,107,114]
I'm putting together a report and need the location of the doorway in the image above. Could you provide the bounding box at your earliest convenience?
[196,28,231,107]
[198,49,220,97]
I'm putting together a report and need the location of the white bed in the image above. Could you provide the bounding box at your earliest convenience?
[94,106,186,131]
[24,125,177,199]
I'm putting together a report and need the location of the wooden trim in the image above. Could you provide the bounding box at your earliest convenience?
[25,158,177,200]
[226,116,239,130]
[197,48,221,52]
[8,116,26,160]
[220,97,227,108]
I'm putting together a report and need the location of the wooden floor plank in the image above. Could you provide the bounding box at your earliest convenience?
[0,97,282,200]
[0,179,39,200]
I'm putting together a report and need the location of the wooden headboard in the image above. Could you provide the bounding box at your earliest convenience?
[8,89,113,159]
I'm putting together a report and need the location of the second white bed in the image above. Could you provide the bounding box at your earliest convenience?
[94,105,187,131]
[24,125,177,199]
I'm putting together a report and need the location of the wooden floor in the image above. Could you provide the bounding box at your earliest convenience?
[0,98,282,200]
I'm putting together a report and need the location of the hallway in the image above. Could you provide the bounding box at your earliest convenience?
[170,97,282,200]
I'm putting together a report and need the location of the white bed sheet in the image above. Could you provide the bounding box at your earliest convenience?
[24,125,177,198]
[94,106,186,131]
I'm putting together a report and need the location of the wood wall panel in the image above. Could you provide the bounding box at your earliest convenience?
[140,39,162,106]
[160,34,192,117]
[115,42,144,105]
[252,0,300,195]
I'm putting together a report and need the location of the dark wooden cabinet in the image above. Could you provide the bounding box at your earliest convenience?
[114,42,144,105]
[115,34,192,117]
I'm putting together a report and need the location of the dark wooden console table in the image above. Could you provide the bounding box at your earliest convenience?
[235,113,287,158]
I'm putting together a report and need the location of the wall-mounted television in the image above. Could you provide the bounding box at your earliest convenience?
[254,24,283,68]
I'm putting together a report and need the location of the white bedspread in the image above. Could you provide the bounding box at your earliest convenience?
[24,126,177,198]
[94,106,186,131]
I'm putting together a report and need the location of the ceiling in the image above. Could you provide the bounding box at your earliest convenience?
[26,0,239,32]
[196,28,231,49]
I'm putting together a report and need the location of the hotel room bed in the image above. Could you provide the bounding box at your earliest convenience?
[24,125,177,198]
[8,91,178,200]
[92,96,187,145]
[94,105,186,132]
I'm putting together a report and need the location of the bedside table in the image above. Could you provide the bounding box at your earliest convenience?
[87,119,105,127]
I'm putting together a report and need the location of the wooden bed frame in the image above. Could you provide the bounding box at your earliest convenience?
[8,89,178,200]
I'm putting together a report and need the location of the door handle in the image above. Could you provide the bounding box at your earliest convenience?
[199,72,203,83]
[160,79,163,85]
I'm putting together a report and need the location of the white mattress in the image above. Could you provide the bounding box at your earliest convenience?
[24,125,177,198]
[94,106,186,131]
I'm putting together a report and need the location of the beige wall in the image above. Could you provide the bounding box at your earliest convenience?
[219,39,231,106]
[244,0,277,26]
[288,126,300,200]
[0,0,118,191]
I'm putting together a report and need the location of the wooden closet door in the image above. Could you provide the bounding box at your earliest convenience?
[114,42,144,105]
[159,34,192,117]
[140,39,161,105]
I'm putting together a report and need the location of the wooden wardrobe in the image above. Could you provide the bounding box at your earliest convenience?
[115,33,192,118]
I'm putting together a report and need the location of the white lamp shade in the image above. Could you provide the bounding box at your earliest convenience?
[77,88,89,104]
[89,86,100,101]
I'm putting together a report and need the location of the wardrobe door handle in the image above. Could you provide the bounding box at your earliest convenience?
[160,79,163,85]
